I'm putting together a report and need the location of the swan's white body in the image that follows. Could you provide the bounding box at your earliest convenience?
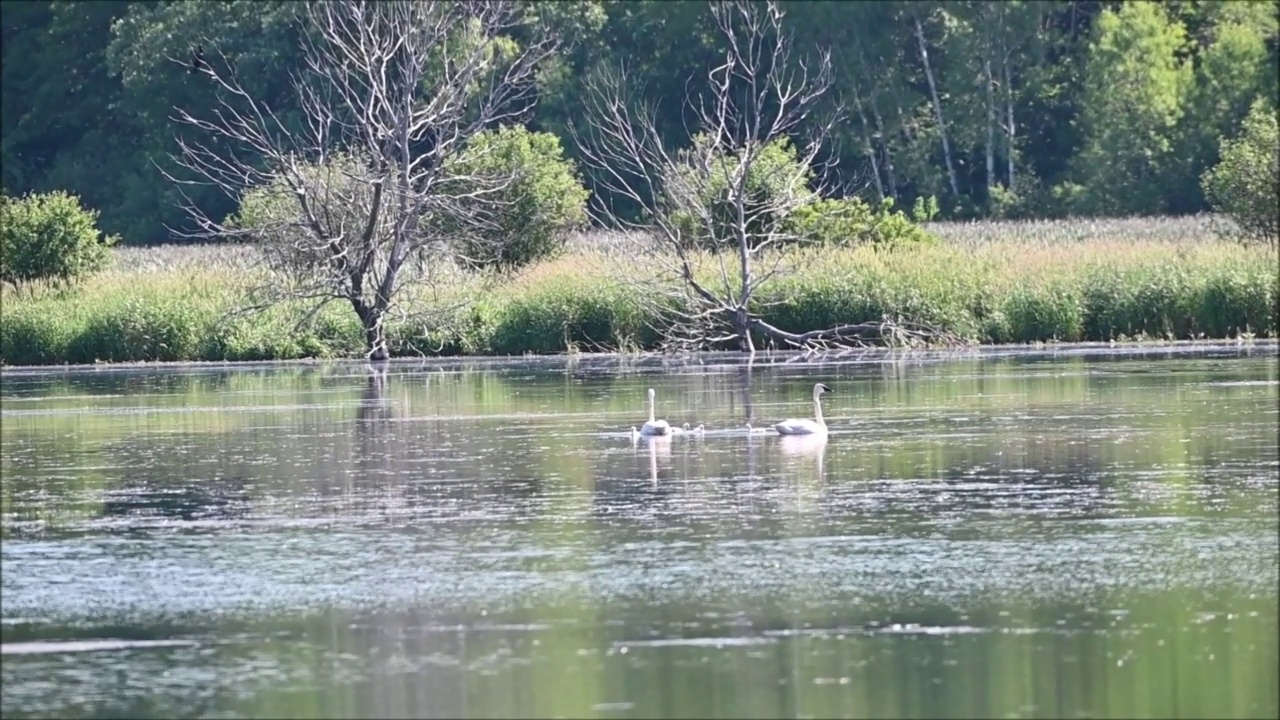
[640,388,670,436]
[774,383,832,436]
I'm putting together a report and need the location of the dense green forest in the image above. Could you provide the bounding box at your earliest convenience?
[2,0,1277,245]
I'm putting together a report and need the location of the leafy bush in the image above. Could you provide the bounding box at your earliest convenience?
[1202,98,1279,244]
[665,135,817,249]
[443,126,590,270]
[228,153,379,274]
[784,197,937,249]
[0,191,117,287]
[911,195,941,223]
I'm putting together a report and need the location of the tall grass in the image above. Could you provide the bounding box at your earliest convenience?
[2,218,1276,365]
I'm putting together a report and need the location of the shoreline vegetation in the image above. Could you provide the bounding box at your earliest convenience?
[2,218,1277,367]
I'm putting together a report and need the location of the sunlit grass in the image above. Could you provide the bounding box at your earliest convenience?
[2,216,1276,365]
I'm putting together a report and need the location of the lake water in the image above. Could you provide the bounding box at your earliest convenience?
[2,344,1277,719]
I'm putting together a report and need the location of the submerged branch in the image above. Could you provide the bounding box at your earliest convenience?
[751,315,966,351]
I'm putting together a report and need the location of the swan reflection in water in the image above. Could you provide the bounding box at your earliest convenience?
[631,430,673,483]
[777,433,828,457]
[778,432,827,484]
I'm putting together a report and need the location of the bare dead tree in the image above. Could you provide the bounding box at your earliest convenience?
[574,1,831,354]
[575,0,953,355]
[164,0,556,359]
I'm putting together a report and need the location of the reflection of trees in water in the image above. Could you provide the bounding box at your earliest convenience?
[50,356,1262,533]
[100,477,251,522]
[23,588,1273,719]
[589,432,817,529]
[588,436,681,514]
[345,364,557,518]
[737,362,762,484]
[733,362,757,426]
[355,363,394,426]
[351,363,397,501]
[44,371,234,399]
[41,364,354,400]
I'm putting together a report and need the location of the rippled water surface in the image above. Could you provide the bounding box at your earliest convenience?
[2,344,1278,719]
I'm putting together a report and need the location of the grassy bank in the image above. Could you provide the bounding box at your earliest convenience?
[2,218,1276,365]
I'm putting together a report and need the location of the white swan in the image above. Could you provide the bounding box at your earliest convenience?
[640,388,670,436]
[774,383,832,435]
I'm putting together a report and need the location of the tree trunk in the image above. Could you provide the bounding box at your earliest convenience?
[980,3,997,195]
[364,322,389,361]
[984,55,997,195]
[875,105,898,200]
[354,301,390,361]
[856,46,897,201]
[851,83,885,202]
[913,11,960,200]
[1002,41,1016,192]
[734,308,755,354]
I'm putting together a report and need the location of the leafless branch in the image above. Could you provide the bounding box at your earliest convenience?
[166,0,557,359]
[574,0,956,355]
[573,1,828,354]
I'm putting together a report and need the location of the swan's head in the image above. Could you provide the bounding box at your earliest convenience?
[648,388,656,401]
[815,383,832,395]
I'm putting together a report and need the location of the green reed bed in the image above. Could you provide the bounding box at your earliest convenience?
[757,240,1276,344]
[2,225,1276,365]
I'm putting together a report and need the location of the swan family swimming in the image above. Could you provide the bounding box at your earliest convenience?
[632,383,832,440]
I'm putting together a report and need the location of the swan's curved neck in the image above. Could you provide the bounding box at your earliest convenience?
[813,389,826,426]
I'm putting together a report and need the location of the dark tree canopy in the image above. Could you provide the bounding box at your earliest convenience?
[2,0,1277,243]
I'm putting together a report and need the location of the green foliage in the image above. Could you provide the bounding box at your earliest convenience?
[987,184,1029,220]
[1202,99,1279,245]
[0,191,117,287]
[443,126,591,270]
[1170,3,1278,212]
[65,296,209,363]
[525,1,609,140]
[784,197,937,249]
[0,274,366,365]
[666,135,816,249]
[104,0,305,243]
[1068,1,1194,216]
[911,195,941,223]
[0,2,143,241]
[1000,281,1084,343]
[506,283,659,354]
[1,0,1278,242]
[4,227,1275,365]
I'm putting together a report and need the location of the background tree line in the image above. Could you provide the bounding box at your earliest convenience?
[3,0,1277,246]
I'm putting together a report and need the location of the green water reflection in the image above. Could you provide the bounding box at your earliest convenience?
[1,346,1276,719]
